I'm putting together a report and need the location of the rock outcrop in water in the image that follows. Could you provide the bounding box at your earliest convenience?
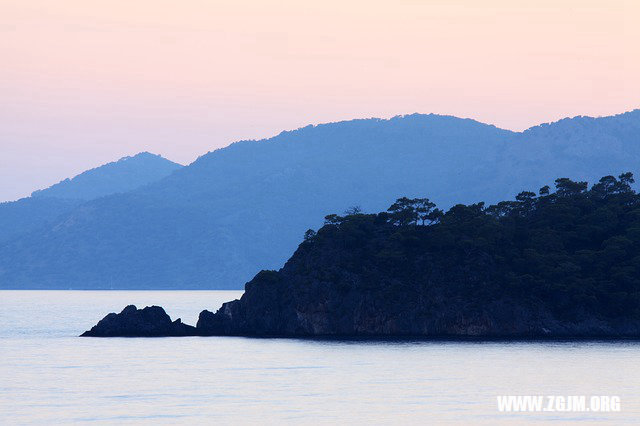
[81,305,197,337]
[83,173,640,338]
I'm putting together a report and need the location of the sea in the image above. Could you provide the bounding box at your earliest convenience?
[1,290,639,424]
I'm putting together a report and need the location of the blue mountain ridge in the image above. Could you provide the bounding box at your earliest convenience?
[0,110,638,289]
[0,152,182,243]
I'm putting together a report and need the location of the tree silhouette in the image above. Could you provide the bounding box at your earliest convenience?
[554,178,588,196]
[307,172,640,322]
[415,198,436,225]
[303,229,317,241]
[539,185,550,196]
[344,206,363,215]
[387,197,418,226]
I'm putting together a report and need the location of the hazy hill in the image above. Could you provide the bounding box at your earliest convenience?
[1,111,638,289]
[31,152,182,200]
[500,110,640,197]
[0,152,182,242]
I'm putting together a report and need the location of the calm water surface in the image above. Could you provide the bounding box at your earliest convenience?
[1,291,639,424]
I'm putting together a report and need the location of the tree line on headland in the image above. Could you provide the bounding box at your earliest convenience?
[300,172,640,322]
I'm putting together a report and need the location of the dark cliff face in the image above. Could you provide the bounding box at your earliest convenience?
[198,246,640,338]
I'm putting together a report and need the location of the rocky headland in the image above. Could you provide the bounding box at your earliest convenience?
[82,174,640,339]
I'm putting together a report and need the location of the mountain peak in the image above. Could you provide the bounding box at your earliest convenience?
[522,108,640,134]
[31,152,182,200]
[118,151,169,162]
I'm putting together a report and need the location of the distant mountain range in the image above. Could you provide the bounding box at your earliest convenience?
[1,110,639,289]
[0,152,182,242]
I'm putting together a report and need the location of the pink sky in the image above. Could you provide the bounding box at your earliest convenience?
[1,0,638,201]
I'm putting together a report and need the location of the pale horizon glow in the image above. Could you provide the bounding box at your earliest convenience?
[1,0,638,201]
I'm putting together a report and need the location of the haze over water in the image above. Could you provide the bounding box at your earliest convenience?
[1,291,639,424]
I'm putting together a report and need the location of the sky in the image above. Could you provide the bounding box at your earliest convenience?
[1,0,638,202]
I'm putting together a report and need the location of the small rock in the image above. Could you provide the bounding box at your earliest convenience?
[81,305,197,337]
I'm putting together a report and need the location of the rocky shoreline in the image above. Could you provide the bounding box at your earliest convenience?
[81,301,640,338]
